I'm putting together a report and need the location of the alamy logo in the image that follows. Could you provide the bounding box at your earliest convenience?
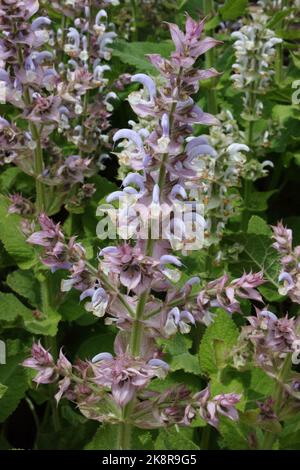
[0,81,6,104]
[96,193,206,251]
[292,80,300,105]
[0,340,6,365]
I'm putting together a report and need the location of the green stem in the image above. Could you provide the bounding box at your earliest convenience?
[16,43,45,212]
[130,0,138,41]
[275,42,283,85]
[241,90,255,231]
[25,397,40,435]
[17,41,60,434]
[200,425,211,450]
[117,421,132,450]
[203,0,218,115]
[51,398,60,432]
[30,123,46,212]
[261,354,291,450]
[274,0,286,85]
[116,99,179,449]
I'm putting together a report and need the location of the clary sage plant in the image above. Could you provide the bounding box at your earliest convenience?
[0,0,299,452]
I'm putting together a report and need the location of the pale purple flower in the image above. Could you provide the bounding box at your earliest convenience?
[272,223,300,304]
[8,193,34,216]
[193,386,241,428]
[272,222,292,254]
[27,213,64,248]
[80,286,109,318]
[54,349,72,403]
[113,129,145,153]
[100,243,168,294]
[91,353,169,407]
[131,74,156,101]
[164,307,195,336]
[28,214,86,271]
[193,272,265,324]
[23,341,57,385]
[61,259,92,293]
[25,95,62,124]
[56,155,93,184]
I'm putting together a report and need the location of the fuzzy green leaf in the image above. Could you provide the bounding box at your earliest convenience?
[199,311,239,376]
[0,353,28,422]
[0,291,60,335]
[0,292,30,322]
[6,270,40,307]
[159,334,201,375]
[220,0,248,21]
[0,383,7,399]
[0,196,36,269]
[245,190,277,212]
[235,234,281,290]
[85,424,118,450]
[219,417,249,450]
[112,40,174,75]
[85,424,153,450]
[248,216,272,236]
[23,306,61,337]
[155,427,199,450]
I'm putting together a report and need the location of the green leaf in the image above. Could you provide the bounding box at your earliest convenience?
[276,29,300,40]
[0,353,28,422]
[58,291,86,322]
[279,431,300,450]
[0,241,14,269]
[220,0,248,21]
[199,311,239,376]
[0,383,7,399]
[85,424,154,450]
[247,215,272,236]
[234,234,281,290]
[219,417,249,449]
[61,404,87,426]
[272,104,298,124]
[279,415,300,449]
[159,334,201,375]
[258,285,284,302]
[155,427,199,450]
[112,40,174,75]
[0,292,29,322]
[267,9,292,29]
[0,291,60,335]
[23,306,61,337]
[85,424,118,450]
[170,353,201,375]
[0,195,36,269]
[204,16,221,31]
[6,270,40,307]
[249,368,274,398]
[0,167,22,192]
[76,333,115,360]
[245,190,277,212]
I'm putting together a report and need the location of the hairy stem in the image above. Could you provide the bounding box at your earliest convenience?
[241,89,256,231]
[117,421,132,450]
[203,0,218,115]
[17,40,60,432]
[30,123,46,212]
[261,354,291,450]
[117,100,178,449]
[130,0,138,41]
[275,0,286,85]
[200,425,211,450]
